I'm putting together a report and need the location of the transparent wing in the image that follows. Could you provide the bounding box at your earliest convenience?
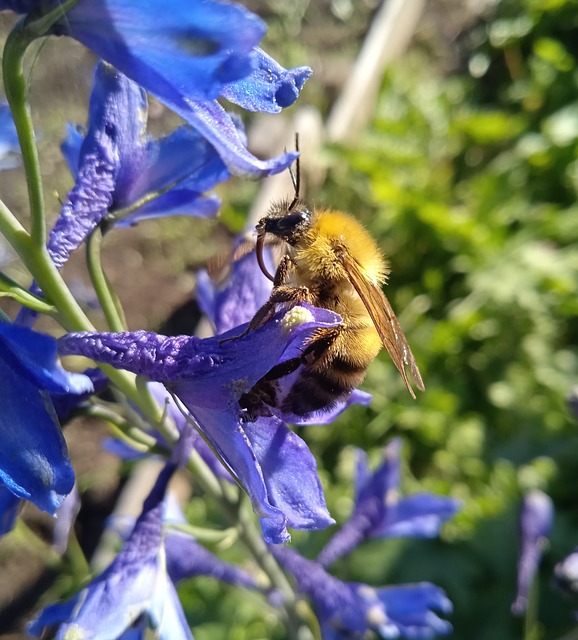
[339,249,425,398]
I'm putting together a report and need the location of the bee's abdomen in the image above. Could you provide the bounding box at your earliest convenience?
[282,355,367,416]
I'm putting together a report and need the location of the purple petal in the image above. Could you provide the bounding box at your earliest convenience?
[58,0,266,101]
[48,63,145,269]
[318,440,459,567]
[119,125,230,207]
[272,546,452,638]
[244,416,334,539]
[372,494,461,539]
[29,463,187,639]
[115,193,221,227]
[165,530,258,589]
[167,97,299,178]
[376,583,453,638]
[512,490,554,615]
[222,48,312,113]
[196,243,274,334]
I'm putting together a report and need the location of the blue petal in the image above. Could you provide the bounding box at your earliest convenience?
[0,357,74,513]
[0,324,94,514]
[119,125,231,206]
[0,101,20,170]
[196,243,274,334]
[512,490,554,615]
[357,439,401,505]
[59,0,266,101]
[373,494,461,539]
[61,123,84,177]
[318,441,460,567]
[222,48,312,113]
[377,583,453,638]
[166,96,299,178]
[184,405,293,543]
[114,193,221,227]
[165,530,258,589]
[0,323,93,395]
[244,416,334,537]
[154,579,194,640]
[48,62,145,269]
[27,597,80,637]
[31,464,184,639]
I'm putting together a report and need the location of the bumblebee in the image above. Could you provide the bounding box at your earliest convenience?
[239,173,424,419]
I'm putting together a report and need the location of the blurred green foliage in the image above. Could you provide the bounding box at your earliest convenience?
[182,1,578,638]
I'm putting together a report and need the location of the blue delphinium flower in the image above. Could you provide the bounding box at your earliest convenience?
[512,489,554,615]
[28,463,193,640]
[49,61,228,272]
[0,322,93,519]
[317,440,461,567]
[106,490,259,594]
[58,305,340,543]
[271,545,452,639]
[1,0,308,177]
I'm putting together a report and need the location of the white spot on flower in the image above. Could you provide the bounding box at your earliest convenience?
[63,624,86,640]
[281,306,314,333]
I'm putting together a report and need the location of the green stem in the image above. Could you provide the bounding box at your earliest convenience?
[0,270,56,313]
[66,528,91,585]
[236,504,309,639]
[523,573,540,640]
[86,228,127,332]
[3,19,45,246]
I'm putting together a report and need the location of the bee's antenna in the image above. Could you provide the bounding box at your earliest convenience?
[288,133,300,211]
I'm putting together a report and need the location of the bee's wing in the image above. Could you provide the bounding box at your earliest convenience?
[340,251,425,398]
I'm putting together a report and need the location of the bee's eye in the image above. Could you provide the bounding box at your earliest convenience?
[276,211,309,231]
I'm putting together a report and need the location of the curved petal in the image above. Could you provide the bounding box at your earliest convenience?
[222,48,312,113]
[244,417,334,536]
[121,125,230,206]
[373,494,462,539]
[376,583,453,638]
[169,96,299,178]
[0,323,93,395]
[0,360,74,514]
[165,530,258,588]
[114,193,221,227]
[196,244,274,334]
[48,63,146,269]
[58,0,266,101]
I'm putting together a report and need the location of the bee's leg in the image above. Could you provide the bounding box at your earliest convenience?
[220,256,298,345]
[273,255,293,286]
[258,324,343,382]
[239,324,343,419]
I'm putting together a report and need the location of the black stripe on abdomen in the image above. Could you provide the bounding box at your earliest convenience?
[282,368,354,416]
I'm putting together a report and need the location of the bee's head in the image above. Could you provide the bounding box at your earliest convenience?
[257,198,312,245]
